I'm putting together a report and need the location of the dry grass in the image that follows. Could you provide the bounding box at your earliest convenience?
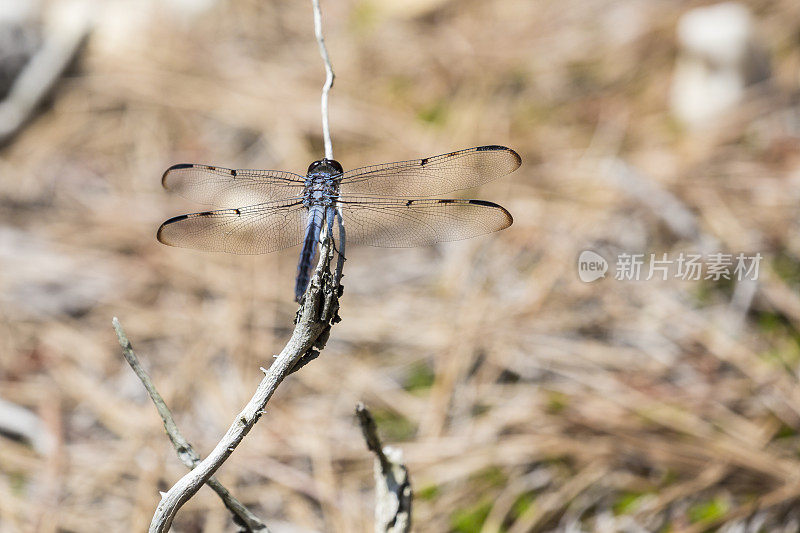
[3,0,800,531]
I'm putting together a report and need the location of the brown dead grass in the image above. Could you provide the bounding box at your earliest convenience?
[3,0,800,531]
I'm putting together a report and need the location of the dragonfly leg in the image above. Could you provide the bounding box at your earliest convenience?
[334,208,346,296]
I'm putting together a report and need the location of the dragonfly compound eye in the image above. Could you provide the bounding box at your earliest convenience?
[308,159,343,174]
[307,160,325,174]
[327,159,343,174]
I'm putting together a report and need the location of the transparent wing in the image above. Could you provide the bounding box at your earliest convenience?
[338,145,521,197]
[157,199,307,254]
[337,196,512,247]
[162,164,306,208]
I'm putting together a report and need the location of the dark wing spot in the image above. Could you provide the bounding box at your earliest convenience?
[406,200,413,206]
[162,164,193,185]
[469,199,513,225]
[206,165,217,171]
[476,145,522,166]
[162,214,189,224]
[157,214,189,243]
[438,199,455,204]
[420,158,429,166]
[231,169,238,177]
[234,208,241,215]
[468,199,497,207]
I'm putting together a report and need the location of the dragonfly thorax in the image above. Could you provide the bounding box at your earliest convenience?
[303,158,343,208]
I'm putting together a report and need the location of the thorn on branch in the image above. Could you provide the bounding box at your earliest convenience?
[288,349,320,375]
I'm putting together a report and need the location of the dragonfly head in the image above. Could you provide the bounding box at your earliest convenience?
[308,158,343,176]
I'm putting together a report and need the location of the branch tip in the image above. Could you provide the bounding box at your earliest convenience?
[311,0,335,160]
[355,403,413,532]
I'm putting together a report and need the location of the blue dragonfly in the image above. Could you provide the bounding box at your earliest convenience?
[157,145,521,301]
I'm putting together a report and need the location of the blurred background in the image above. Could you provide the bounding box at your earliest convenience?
[2,0,800,531]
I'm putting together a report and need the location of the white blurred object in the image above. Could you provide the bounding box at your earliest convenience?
[92,0,149,54]
[94,0,218,55]
[0,0,41,100]
[0,0,92,144]
[0,398,54,455]
[165,0,219,16]
[670,2,770,128]
[46,0,94,35]
[0,0,40,24]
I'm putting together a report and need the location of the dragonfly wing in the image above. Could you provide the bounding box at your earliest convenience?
[157,199,307,254]
[338,145,521,197]
[162,164,306,207]
[337,196,512,247]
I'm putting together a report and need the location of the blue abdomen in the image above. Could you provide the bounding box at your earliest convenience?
[295,206,324,301]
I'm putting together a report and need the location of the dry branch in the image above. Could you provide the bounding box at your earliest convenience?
[148,238,341,532]
[112,318,269,533]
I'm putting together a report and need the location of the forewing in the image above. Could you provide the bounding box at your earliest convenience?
[338,145,521,197]
[337,196,512,247]
[162,164,306,208]
[157,199,306,254]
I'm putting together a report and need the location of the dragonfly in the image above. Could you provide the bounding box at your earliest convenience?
[157,145,521,301]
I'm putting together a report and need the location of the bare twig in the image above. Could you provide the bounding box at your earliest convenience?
[149,238,341,532]
[112,318,269,533]
[312,0,345,291]
[356,403,412,533]
[312,0,335,160]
